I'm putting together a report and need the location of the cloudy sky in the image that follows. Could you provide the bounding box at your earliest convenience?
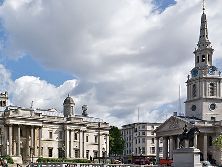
[0,0,222,127]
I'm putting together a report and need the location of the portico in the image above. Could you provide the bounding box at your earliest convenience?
[3,123,43,163]
[155,115,222,165]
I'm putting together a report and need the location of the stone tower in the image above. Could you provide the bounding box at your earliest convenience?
[0,91,8,107]
[185,6,222,121]
[63,95,75,117]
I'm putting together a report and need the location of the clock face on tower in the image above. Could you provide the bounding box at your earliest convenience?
[191,68,198,77]
[209,103,216,111]
[208,66,217,75]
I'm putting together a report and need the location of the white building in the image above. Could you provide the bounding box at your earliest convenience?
[155,4,222,166]
[0,92,110,164]
[121,122,162,163]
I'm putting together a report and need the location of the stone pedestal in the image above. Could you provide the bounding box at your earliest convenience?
[173,147,202,167]
[12,156,22,164]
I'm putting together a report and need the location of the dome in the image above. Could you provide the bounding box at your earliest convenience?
[63,95,75,105]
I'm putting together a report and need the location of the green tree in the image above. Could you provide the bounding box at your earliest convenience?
[109,126,125,156]
[213,135,222,148]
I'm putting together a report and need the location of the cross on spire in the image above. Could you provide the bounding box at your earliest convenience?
[203,0,205,13]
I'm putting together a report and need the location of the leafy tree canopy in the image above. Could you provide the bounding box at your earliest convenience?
[109,126,125,156]
[213,135,222,148]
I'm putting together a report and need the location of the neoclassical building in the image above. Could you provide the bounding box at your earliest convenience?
[0,92,110,164]
[121,122,163,163]
[155,5,222,166]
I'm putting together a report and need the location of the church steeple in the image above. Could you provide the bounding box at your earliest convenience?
[185,1,222,121]
[193,0,214,68]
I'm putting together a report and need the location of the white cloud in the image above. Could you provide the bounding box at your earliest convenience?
[10,76,77,110]
[1,0,222,127]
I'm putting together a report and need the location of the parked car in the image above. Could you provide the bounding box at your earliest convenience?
[202,161,217,167]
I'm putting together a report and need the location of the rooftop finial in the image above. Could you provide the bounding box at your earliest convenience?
[202,0,205,13]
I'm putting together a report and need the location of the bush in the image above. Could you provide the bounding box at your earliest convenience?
[1,155,14,164]
[36,157,90,163]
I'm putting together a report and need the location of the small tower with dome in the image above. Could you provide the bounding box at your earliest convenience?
[63,94,75,117]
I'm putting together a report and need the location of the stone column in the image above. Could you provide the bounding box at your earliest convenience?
[26,127,30,157]
[70,130,73,158]
[79,131,83,158]
[38,127,42,157]
[82,131,85,158]
[4,126,8,155]
[163,137,168,159]
[9,125,12,156]
[65,129,69,158]
[156,137,160,164]
[194,133,198,148]
[31,126,34,157]
[203,133,208,161]
[17,125,20,156]
[169,136,174,159]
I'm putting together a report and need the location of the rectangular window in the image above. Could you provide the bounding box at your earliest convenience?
[142,138,145,143]
[138,138,140,143]
[48,147,53,157]
[142,125,145,129]
[75,149,80,158]
[95,136,98,143]
[49,131,53,139]
[86,150,89,159]
[86,135,89,142]
[211,117,216,121]
[159,147,163,153]
[135,148,137,154]
[197,56,199,63]
[142,147,145,154]
[150,147,155,154]
[74,132,78,140]
[142,131,145,135]
[93,150,98,158]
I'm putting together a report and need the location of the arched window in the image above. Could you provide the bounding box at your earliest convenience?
[209,83,215,96]
[192,84,197,97]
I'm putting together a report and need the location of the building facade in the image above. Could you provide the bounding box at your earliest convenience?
[0,93,110,164]
[121,122,163,163]
[155,5,222,166]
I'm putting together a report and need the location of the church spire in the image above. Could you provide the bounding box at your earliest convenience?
[198,0,209,47]
[194,0,214,68]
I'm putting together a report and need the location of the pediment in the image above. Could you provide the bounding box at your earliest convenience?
[155,116,193,134]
